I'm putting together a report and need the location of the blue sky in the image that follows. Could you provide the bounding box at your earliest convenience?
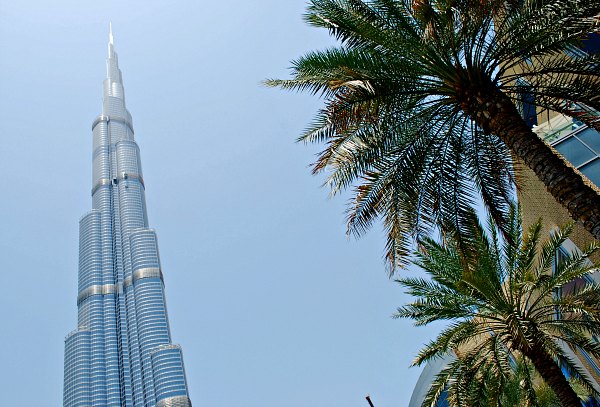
[0,1,441,406]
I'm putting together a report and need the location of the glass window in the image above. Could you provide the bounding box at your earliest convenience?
[516,80,537,127]
[436,391,449,407]
[576,127,600,155]
[555,136,596,167]
[581,32,600,54]
[580,158,600,187]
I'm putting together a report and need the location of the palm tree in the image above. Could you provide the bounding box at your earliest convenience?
[267,0,600,272]
[430,353,566,406]
[440,351,598,406]
[396,206,600,406]
[494,357,566,407]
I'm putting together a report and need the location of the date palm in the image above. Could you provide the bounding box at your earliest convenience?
[434,352,587,406]
[396,207,600,406]
[267,0,600,272]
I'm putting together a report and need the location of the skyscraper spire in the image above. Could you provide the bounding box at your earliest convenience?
[63,28,192,407]
[108,22,116,61]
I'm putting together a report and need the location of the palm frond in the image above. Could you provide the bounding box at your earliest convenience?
[271,0,600,273]
[396,212,600,405]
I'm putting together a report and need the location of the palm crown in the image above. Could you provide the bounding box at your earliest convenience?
[396,207,600,406]
[431,353,580,406]
[268,0,600,272]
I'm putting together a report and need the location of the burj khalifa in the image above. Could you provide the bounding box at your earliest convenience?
[63,27,192,407]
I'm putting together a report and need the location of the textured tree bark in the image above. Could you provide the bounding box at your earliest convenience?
[521,345,582,407]
[460,84,600,241]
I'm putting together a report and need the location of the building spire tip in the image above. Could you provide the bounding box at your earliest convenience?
[109,22,114,45]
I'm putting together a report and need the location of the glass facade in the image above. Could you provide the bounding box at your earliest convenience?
[553,126,600,186]
[63,32,191,407]
[534,111,600,185]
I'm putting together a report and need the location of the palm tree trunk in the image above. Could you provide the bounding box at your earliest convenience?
[520,345,581,407]
[463,86,600,240]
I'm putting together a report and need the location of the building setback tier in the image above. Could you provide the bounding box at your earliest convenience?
[63,26,192,407]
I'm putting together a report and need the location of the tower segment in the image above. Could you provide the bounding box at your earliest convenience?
[63,28,192,407]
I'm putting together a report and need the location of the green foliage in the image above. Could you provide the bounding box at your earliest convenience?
[267,0,600,272]
[395,205,600,405]
[435,354,566,407]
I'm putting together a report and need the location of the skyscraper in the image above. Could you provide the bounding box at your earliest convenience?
[63,27,192,407]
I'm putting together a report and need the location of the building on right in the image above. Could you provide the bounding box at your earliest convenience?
[408,119,600,407]
[520,114,600,261]
[516,111,600,407]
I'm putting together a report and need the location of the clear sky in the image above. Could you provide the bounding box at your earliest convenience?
[0,1,441,406]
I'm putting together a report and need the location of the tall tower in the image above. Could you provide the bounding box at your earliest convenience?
[63,27,192,407]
